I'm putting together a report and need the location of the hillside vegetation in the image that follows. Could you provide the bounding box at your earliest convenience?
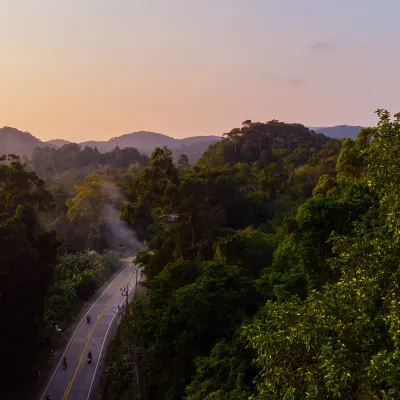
[3,112,399,399]
[100,112,400,399]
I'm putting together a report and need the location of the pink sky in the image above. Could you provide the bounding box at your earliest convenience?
[1,0,400,141]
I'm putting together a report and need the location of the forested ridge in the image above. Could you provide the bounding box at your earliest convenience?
[100,113,400,399]
[2,112,400,399]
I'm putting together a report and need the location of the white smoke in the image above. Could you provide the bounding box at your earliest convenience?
[100,182,145,255]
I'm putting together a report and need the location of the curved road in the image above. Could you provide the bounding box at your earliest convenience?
[40,262,137,400]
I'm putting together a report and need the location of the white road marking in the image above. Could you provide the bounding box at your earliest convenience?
[40,264,132,400]
[86,268,137,400]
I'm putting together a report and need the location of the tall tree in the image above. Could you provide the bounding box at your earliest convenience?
[0,155,58,395]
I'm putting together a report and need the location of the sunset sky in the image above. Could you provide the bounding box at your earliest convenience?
[1,0,400,142]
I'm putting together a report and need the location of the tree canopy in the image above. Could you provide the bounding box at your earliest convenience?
[100,112,400,400]
[6,111,400,399]
[0,155,58,394]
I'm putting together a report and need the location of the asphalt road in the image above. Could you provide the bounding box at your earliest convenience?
[40,262,137,400]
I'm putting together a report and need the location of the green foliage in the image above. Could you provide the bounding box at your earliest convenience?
[101,122,345,400]
[241,111,400,399]
[255,238,307,301]
[121,147,179,239]
[1,147,134,397]
[5,109,400,399]
[336,128,370,184]
[45,170,136,252]
[244,223,400,399]
[0,155,58,396]
[214,228,282,277]
[185,338,255,400]
[31,144,149,176]
[291,181,377,288]
[43,251,120,333]
[366,110,400,233]
[178,153,190,168]
[312,174,339,197]
[122,261,260,400]
[201,120,331,169]
[0,156,122,396]
[102,111,400,400]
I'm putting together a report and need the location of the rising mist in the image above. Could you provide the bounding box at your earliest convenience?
[101,182,144,255]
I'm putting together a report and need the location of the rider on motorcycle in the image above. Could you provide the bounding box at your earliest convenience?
[87,314,91,323]
[62,356,67,367]
[88,351,92,360]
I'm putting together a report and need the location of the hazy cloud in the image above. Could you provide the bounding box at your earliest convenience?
[311,41,335,53]
[258,71,305,87]
[286,77,304,87]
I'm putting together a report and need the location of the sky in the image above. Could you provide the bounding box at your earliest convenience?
[1,0,400,142]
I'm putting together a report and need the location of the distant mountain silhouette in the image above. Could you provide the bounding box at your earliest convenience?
[79,131,180,153]
[46,139,71,147]
[311,125,363,139]
[180,136,223,145]
[0,126,53,157]
[0,127,221,163]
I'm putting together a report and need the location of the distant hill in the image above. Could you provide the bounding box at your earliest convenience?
[79,132,221,163]
[46,139,71,147]
[180,136,222,146]
[0,127,221,163]
[79,131,180,153]
[0,126,51,157]
[78,131,221,154]
[171,140,219,163]
[311,125,363,140]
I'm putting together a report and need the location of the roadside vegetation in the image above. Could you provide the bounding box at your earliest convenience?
[101,112,400,399]
[0,145,147,397]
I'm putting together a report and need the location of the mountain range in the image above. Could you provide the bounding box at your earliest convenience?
[0,124,363,162]
[0,127,222,163]
[310,125,363,139]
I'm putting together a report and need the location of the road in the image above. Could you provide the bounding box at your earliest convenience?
[40,262,137,400]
